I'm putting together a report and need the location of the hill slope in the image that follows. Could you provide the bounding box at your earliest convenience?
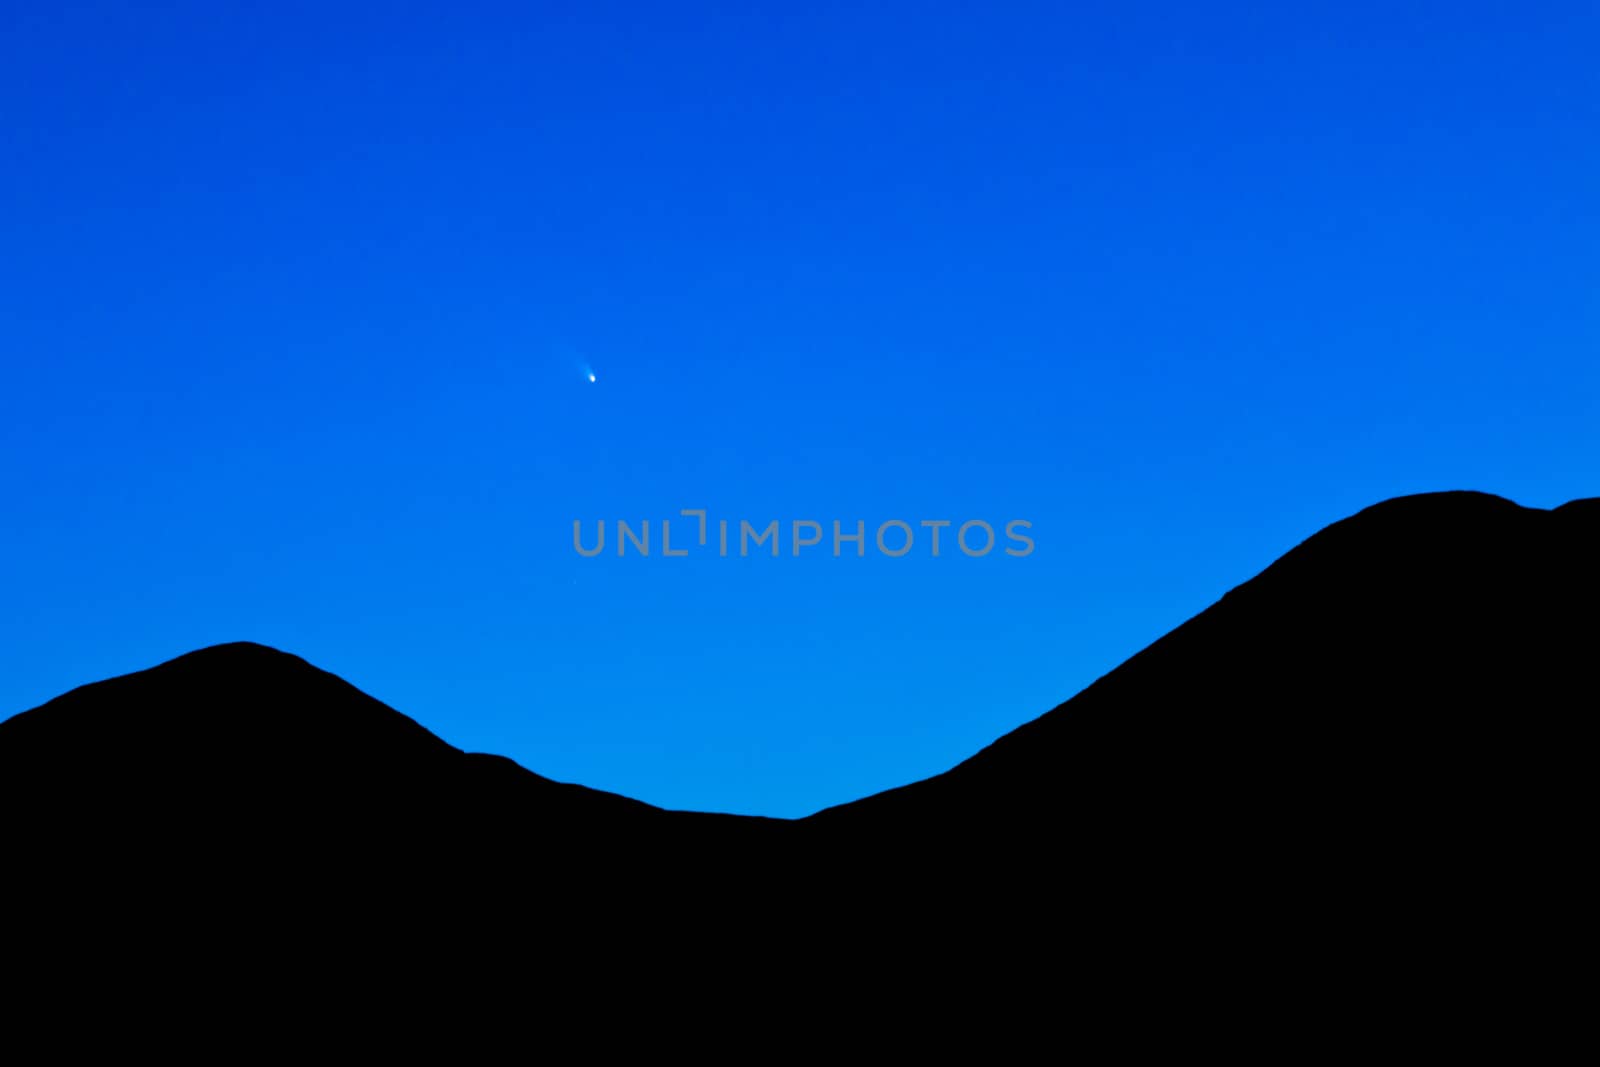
[3,490,1593,1006]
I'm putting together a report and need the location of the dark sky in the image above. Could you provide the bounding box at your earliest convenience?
[4,2,1596,815]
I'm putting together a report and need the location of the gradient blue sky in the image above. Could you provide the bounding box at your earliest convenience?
[4,2,1596,816]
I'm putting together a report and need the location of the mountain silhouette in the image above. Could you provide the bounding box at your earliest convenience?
[4,490,1593,1025]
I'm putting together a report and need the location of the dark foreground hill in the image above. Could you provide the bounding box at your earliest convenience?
[4,490,1594,1028]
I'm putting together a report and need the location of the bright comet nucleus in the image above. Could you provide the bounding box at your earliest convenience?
[588,372,596,383]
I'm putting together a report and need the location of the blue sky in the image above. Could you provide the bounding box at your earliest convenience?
[3,2,1596,816]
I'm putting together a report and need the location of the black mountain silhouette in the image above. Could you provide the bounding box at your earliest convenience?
[5,490,1593,1023]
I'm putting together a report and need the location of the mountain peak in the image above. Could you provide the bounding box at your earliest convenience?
[3,489,1592,1005]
